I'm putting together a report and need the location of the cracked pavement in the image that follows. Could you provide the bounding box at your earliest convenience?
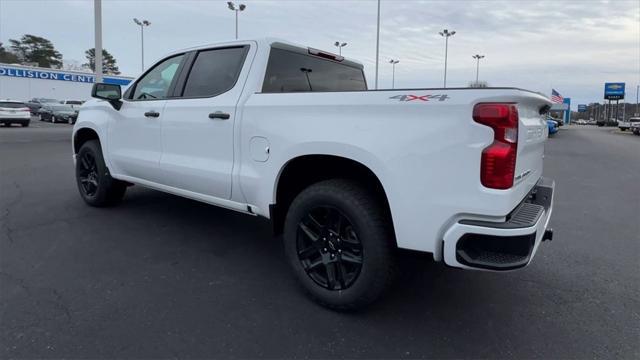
[0,122,639,358]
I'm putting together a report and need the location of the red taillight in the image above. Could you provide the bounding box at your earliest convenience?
[473,103,519,189]
[19,108,30,112]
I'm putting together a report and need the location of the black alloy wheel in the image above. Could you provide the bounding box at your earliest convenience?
[297,206,363,291]
[75,140,127,206]
[78,151,99,197]
[283,179,397,310]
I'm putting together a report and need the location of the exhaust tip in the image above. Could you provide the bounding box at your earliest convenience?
[543,229,553,242]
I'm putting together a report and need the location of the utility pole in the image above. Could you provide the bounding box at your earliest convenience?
[472,54,484,84]
[227,2,246,40]
[389,59,399,89]
[133,18,151,72]
[94,0,103,83]
[374,0,380,89]
[636,85,640,116]
[439,29,456,88]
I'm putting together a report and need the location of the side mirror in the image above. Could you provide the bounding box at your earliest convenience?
[91,83,123,110]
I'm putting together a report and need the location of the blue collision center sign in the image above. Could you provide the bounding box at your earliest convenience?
[0,65,131,86]
[604,83,625,100]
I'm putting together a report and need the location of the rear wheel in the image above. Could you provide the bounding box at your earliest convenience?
[21,122,29,127]
[75,140,126,207]
[283,179,396,310]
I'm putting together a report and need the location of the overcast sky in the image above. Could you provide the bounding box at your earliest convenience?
[1,0,638,107]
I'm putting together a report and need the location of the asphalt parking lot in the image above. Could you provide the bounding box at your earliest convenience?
[1,123,639,358]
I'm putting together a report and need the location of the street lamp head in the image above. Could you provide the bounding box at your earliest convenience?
[341,42,347,47]
[134,18,150,27]
[334,41,340,47]
[440,29,455,37]
[227,1,235,10]
[239,4,246,11]
[389,59,399,64]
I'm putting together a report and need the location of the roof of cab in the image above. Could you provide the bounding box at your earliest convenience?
[167,37,364,69]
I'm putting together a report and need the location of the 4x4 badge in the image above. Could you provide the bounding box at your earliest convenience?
[389,94,450,102]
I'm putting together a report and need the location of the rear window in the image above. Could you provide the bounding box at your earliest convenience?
[629,118,640,123]
[0,102,26,108]
[262,48,366,93]
[65,101,83,105]
[49,105,74,111]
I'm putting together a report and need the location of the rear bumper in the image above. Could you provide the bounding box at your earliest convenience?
[443,177,555,271]
[0,116,30,120]
[0,118,30,124]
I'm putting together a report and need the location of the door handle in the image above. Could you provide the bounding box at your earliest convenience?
[144,111,160,118]
[209,111,230,120]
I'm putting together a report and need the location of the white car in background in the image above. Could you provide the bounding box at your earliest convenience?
[630,117,640,135]
[0,99,31,127]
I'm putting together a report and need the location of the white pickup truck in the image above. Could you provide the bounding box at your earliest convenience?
[73,38,555,310]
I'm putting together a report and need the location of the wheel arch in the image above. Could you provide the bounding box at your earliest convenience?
[73,127,101,154]
[270,154,395,242]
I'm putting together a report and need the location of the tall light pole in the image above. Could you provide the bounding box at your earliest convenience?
[472,54,485,84]
[636,85,640,116]
[439,29,455,88]
[133,18,150,72]
[94,0,103,82]
[374,0,380,89]
[227,2,246,40]
[389,59,399,89]
[334,42,347,56]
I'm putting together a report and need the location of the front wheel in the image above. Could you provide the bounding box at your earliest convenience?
[75,140,127,207]
[283,179,396,310]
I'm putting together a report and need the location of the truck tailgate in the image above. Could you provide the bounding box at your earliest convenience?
[514,96,551,195]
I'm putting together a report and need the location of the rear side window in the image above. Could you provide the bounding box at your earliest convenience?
[0,102,26,108]
[182,46,248,98]
[262,48,367,93]
[66,101,83,105]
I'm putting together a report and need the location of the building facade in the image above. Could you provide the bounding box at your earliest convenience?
[0,63,133,101]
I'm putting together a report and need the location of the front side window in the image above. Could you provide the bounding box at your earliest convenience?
[132,54,185,100]
[262,48,367,93]
[181,46,248,98]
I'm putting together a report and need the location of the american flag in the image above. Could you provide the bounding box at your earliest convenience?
[551,89,564,103]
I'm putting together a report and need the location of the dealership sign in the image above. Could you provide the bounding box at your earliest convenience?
[578,104,587,112]
[604,82,625,100]
[0,65,131,86]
